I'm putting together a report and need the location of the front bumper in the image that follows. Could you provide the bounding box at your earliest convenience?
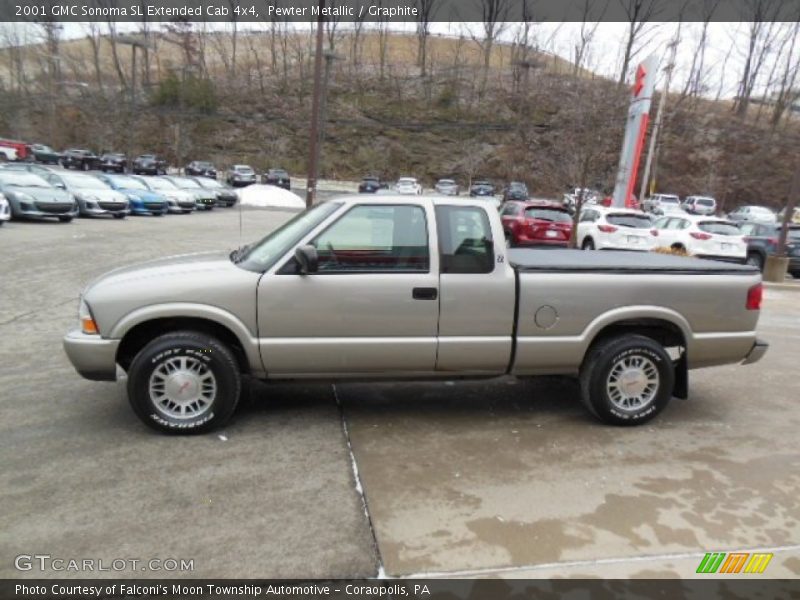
[741,338,769,365]
[63,330,120,381]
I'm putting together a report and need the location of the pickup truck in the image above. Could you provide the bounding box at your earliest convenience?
[63,196,768,434]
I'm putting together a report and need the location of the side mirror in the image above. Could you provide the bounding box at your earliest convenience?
[54,182,66,189]
[295,244,319,275]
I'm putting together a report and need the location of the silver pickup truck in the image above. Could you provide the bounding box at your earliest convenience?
[64,196,768,433]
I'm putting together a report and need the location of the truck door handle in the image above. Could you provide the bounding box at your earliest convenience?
[412,287,438,300]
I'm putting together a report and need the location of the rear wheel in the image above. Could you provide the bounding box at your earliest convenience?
[579,334,674,426]
[582,238,595,250]
[746,252,765,271]
[127,331,241,434]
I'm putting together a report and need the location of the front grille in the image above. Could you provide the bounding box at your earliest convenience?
[35,202,72,214]
[98,202,126,211]
[144,202,164,210]
[179,201,195,208]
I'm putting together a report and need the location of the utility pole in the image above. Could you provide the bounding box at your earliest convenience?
[639,28,680,202]
[305,0,326,208]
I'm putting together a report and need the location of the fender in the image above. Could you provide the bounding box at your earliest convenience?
[109,302,264,375]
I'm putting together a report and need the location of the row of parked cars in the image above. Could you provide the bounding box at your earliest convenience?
[358,176,531,203]
[0,163,238,224]
[498,198,800,277]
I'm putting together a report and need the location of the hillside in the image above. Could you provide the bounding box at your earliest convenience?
[1,27,798,210]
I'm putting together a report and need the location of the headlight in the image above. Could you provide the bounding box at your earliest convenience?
[78,298,98,335]
[129,194,142,201]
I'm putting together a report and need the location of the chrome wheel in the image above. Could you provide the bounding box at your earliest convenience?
[606,355,660,411]
[148,356,217,420]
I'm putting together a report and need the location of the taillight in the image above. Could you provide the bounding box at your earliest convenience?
[767,237,779,245]
[598,224,618,233]
[746,283,763,311]
[690,232,712,240]
[650,229,659,236]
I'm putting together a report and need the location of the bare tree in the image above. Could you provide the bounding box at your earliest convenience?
[573,0,607,76]
[617,0,663,85]
[472,0,512,91]
[733,0,782,117]
[415,0,440,76]
[376,2,391,80]
[769,20,800,126]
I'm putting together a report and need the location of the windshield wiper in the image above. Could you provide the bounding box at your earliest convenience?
[230,244,250,263]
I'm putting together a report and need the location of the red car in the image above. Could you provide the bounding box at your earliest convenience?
[500,200,574,247]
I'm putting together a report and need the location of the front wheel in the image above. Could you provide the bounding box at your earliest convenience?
[58,216,73,223]
[127,331,242,434]
[582,238,595,250]
[113,213,126,219]
[579,334,674,426]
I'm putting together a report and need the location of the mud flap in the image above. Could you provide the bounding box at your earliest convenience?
[673,350,688,399]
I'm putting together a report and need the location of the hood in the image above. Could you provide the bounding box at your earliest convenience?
[163,190,195,202]
[118,188,164,202]
[7,186,72,203]
[87,252,232,290]
[74,188,127,203]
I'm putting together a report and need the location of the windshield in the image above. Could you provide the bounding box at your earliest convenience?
[62,174,110,190]
[696,198,714,206]
[170,177,201,188]
[35,145,54,152]
[438,180,455,185]
[197,178,223,189]
[525,207,572,222]
[143,177,178,190]
[195,162,213,168]
[237,202,342,272]
[607,213,652,228]
[107,175,147,190]
[0,173,52,187]
[699,221,741,236]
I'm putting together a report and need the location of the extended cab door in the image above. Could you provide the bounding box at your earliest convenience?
[434,204,516,373]
[257,202,440,376]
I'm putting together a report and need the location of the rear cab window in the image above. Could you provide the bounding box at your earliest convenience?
[436,205,494,274]
[698,221,742,236]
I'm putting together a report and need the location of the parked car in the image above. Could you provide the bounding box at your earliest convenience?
[132,175,195,214]
[727,205,777,224]
[261,168,291,190]
[776,206,800,225]
[227,165,257,187]
[738,221,800,275]
[0,162,57,176]
[395,177,422,195]
[562,187,599,212]
[0,192,10,225]
[132,154,167,176]
[358,176,387,194]
[500,200,573,247]
[503,181,529,202]
[434,179,460,196]
[98,152,128,173]
[96,173,168,216]
[162,175,217,210]
[469,180,496,197]
[185,161,218,179]
[0,138,32,161]
[63,196,767,434]
[190,176,237,207]
[652,215,747,263]
[682,195,717,216]
[30,144,61,164]
[61,148,99,171]
[645,193,683,215]
[45,171,129,218]
[577,207,655,251]
[0,170,77,222]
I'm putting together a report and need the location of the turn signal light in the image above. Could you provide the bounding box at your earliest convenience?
[746,283,763,311]
[81,316,98,335]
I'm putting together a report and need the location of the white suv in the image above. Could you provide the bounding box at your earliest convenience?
[0,192,10,225]
[395,177,422,195]
[645,193,682,215]
[577,207,656,251]
[682,195,717,216]
[652,214,746,263]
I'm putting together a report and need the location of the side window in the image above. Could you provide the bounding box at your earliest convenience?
[311,204,429,272]
[500,203,517,216]
[436,205,495,274]
[739,223,755,236]
[579,210,595,222]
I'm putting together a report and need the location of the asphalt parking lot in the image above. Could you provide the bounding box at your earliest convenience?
[1,206,799,579]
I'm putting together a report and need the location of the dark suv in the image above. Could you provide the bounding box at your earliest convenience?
[99,152,127,173]
[30,144,61,164]
[185,161,217,178]
[261,168,291,190]
[739,221,800,275]
[61,148,99,171]
[132,154,167,175]
[503,181,529,202]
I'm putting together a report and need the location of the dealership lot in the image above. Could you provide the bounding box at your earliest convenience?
[1,207,799,579]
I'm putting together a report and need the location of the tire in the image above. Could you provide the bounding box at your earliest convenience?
[579,334,674,426]
[81,162,89,171]
[746,252,765,271]
[58,216,73,223]
[113,213,126,219]
[127,331,241,434]
[582,237,595,250]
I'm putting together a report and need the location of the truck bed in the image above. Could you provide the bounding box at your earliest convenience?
[509,249,756,274]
